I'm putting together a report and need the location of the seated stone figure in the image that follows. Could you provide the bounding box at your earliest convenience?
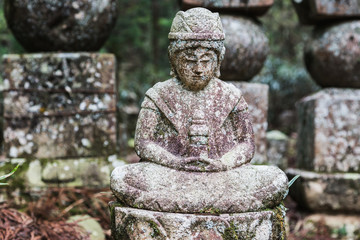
[111,8,288,214]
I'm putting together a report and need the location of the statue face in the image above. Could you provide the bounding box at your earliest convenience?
[175,47,217,91]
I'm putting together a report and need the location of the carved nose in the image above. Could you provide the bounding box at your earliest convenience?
[193,63,203,74]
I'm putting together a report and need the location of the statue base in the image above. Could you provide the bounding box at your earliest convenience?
[109,203,286,240]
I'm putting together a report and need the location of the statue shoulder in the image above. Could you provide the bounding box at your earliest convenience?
[145,78,178,100]
[214,78,248,111]
[214,78,243,98]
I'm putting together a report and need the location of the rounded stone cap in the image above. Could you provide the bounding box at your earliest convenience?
[169,8,225,40]
[4,0,118,52]
[304,20,360,88]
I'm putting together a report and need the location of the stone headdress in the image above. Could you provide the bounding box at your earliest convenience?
[168,8,226,78]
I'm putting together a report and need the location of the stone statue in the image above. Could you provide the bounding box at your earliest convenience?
[111,7,287,215]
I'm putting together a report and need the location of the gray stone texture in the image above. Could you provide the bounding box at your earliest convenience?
[221,15,269,81]
[297,89,360,173]
[111,163,287,214]
[110,205,286,240]
[2,53,117,159]
[293,0,360,25]
[230,82,269,164]
[4,0,118,52]
[304,21,360,88]
[181,0,274,16]
[287,168,360,212]
[2,53,116,91]
[266,130,289,170]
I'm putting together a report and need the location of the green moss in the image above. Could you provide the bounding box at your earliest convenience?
[222,222,239,240]
[272,204,286,240]
[149,220,161,238]
[199,207,221,215]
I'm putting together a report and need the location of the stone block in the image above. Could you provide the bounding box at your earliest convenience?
[287,168,360,212]
[3,91,115,117]
[181,0,274,16]
[230,82,268,164]
[2,53,116,92]
[110,204,286,240]
[297,89,360,173]
[292,0,360,24]
[266,130,289,170]
[3,113,116,159]
[1,53,117,159]
[0,156,126,188]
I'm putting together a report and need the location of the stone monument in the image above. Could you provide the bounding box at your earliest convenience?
[0,0,121,189]
[180,0,274,165]
[288,1,360,238]
[110,8,288,239]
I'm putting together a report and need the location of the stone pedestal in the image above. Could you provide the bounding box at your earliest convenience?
[287,169,360,212]
[288,88,360,214]
[2,53,117,159]
[0,53,119,190]
[296,89,360,173]
[230,82,268,164]
[110,204,286,240]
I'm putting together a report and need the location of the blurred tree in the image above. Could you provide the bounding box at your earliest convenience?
[102,0,178,101]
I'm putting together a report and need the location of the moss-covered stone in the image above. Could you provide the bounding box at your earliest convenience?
[112,206,286,239]
[0,156,126,189]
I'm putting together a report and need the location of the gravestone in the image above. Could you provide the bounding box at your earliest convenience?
[289,2,360,238]
[110,8,288,239]
[0,1,122,189]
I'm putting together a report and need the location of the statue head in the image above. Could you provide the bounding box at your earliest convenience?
[168,8,225,91]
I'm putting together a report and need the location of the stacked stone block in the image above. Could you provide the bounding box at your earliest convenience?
[181,0,273,165]
[288,1,360,238]
[0,1,120,188]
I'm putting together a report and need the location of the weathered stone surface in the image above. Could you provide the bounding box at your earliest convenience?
[230,82,268,164]
[111,163,287,214]
[110,205,286,240]
[287,168,360,212]
[4,113,116,159]
[0,156,126,188]
[2,53,116,91]
[304,21,360,88]
[181,0,274,16]
[4,0,118,52]
[293,0,360,25]
[111,7,288,230]
[2,53,117,159]
[302,213,360,239]
[266,130,289,170]
[3,91,115,117]
[221,15,269,81]
[297,89,360,173]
